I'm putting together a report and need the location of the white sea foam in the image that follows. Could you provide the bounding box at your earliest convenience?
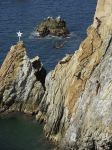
[29,31,40,39]
[29,31,76,40]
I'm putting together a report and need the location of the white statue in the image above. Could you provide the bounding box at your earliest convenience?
[17,31,23,42]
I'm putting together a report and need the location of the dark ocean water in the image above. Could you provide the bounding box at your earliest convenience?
[0,0,96,71]
[0,114,54,150]
[0,0,96,149]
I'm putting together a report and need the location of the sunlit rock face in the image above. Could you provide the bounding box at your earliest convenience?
[0,42,46,115]
[36,0,112,149]
[94,0,112,23]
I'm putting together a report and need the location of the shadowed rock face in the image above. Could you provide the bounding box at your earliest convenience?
[36,17,69,37]
[36,0,112,149]
[0,42,46,115]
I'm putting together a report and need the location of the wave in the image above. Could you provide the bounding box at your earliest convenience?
[29,31,40,39]
[29,31,77,40]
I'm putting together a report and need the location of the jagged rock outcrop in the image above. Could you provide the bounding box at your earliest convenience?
[0,0,112,149]
[36,16,69,37]
[36,0,112,149]
[0,42,46,115]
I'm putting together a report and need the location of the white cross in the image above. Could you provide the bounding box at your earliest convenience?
[17,31,23,42]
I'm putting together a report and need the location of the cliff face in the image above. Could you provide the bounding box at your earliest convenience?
[0,42,46,115]
[36,0,112,149]
[0,0,112,149]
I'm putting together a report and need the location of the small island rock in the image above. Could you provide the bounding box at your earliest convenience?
[36,16,69,37]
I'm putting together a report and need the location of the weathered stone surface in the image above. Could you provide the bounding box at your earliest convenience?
[36,16,69,37]
[0,42,46,115]
[36,0,112,149]
[62,38,112,150]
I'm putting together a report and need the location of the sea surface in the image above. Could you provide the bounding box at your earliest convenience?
[0,0,96,149]
[0,114,54,150]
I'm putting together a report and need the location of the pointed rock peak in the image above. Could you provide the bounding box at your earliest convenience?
[0,42,26,74]
[0,42,26,91]
[12,42,26,54]
[15,41,25,49]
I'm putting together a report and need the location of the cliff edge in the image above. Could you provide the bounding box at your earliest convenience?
[36,0,112,149]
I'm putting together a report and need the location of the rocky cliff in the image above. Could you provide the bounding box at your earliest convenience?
[36,0,112,149]
[0,42,46,115]
[0,0,112,149]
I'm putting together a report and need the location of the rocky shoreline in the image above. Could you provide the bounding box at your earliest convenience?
[1,0,112,149]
